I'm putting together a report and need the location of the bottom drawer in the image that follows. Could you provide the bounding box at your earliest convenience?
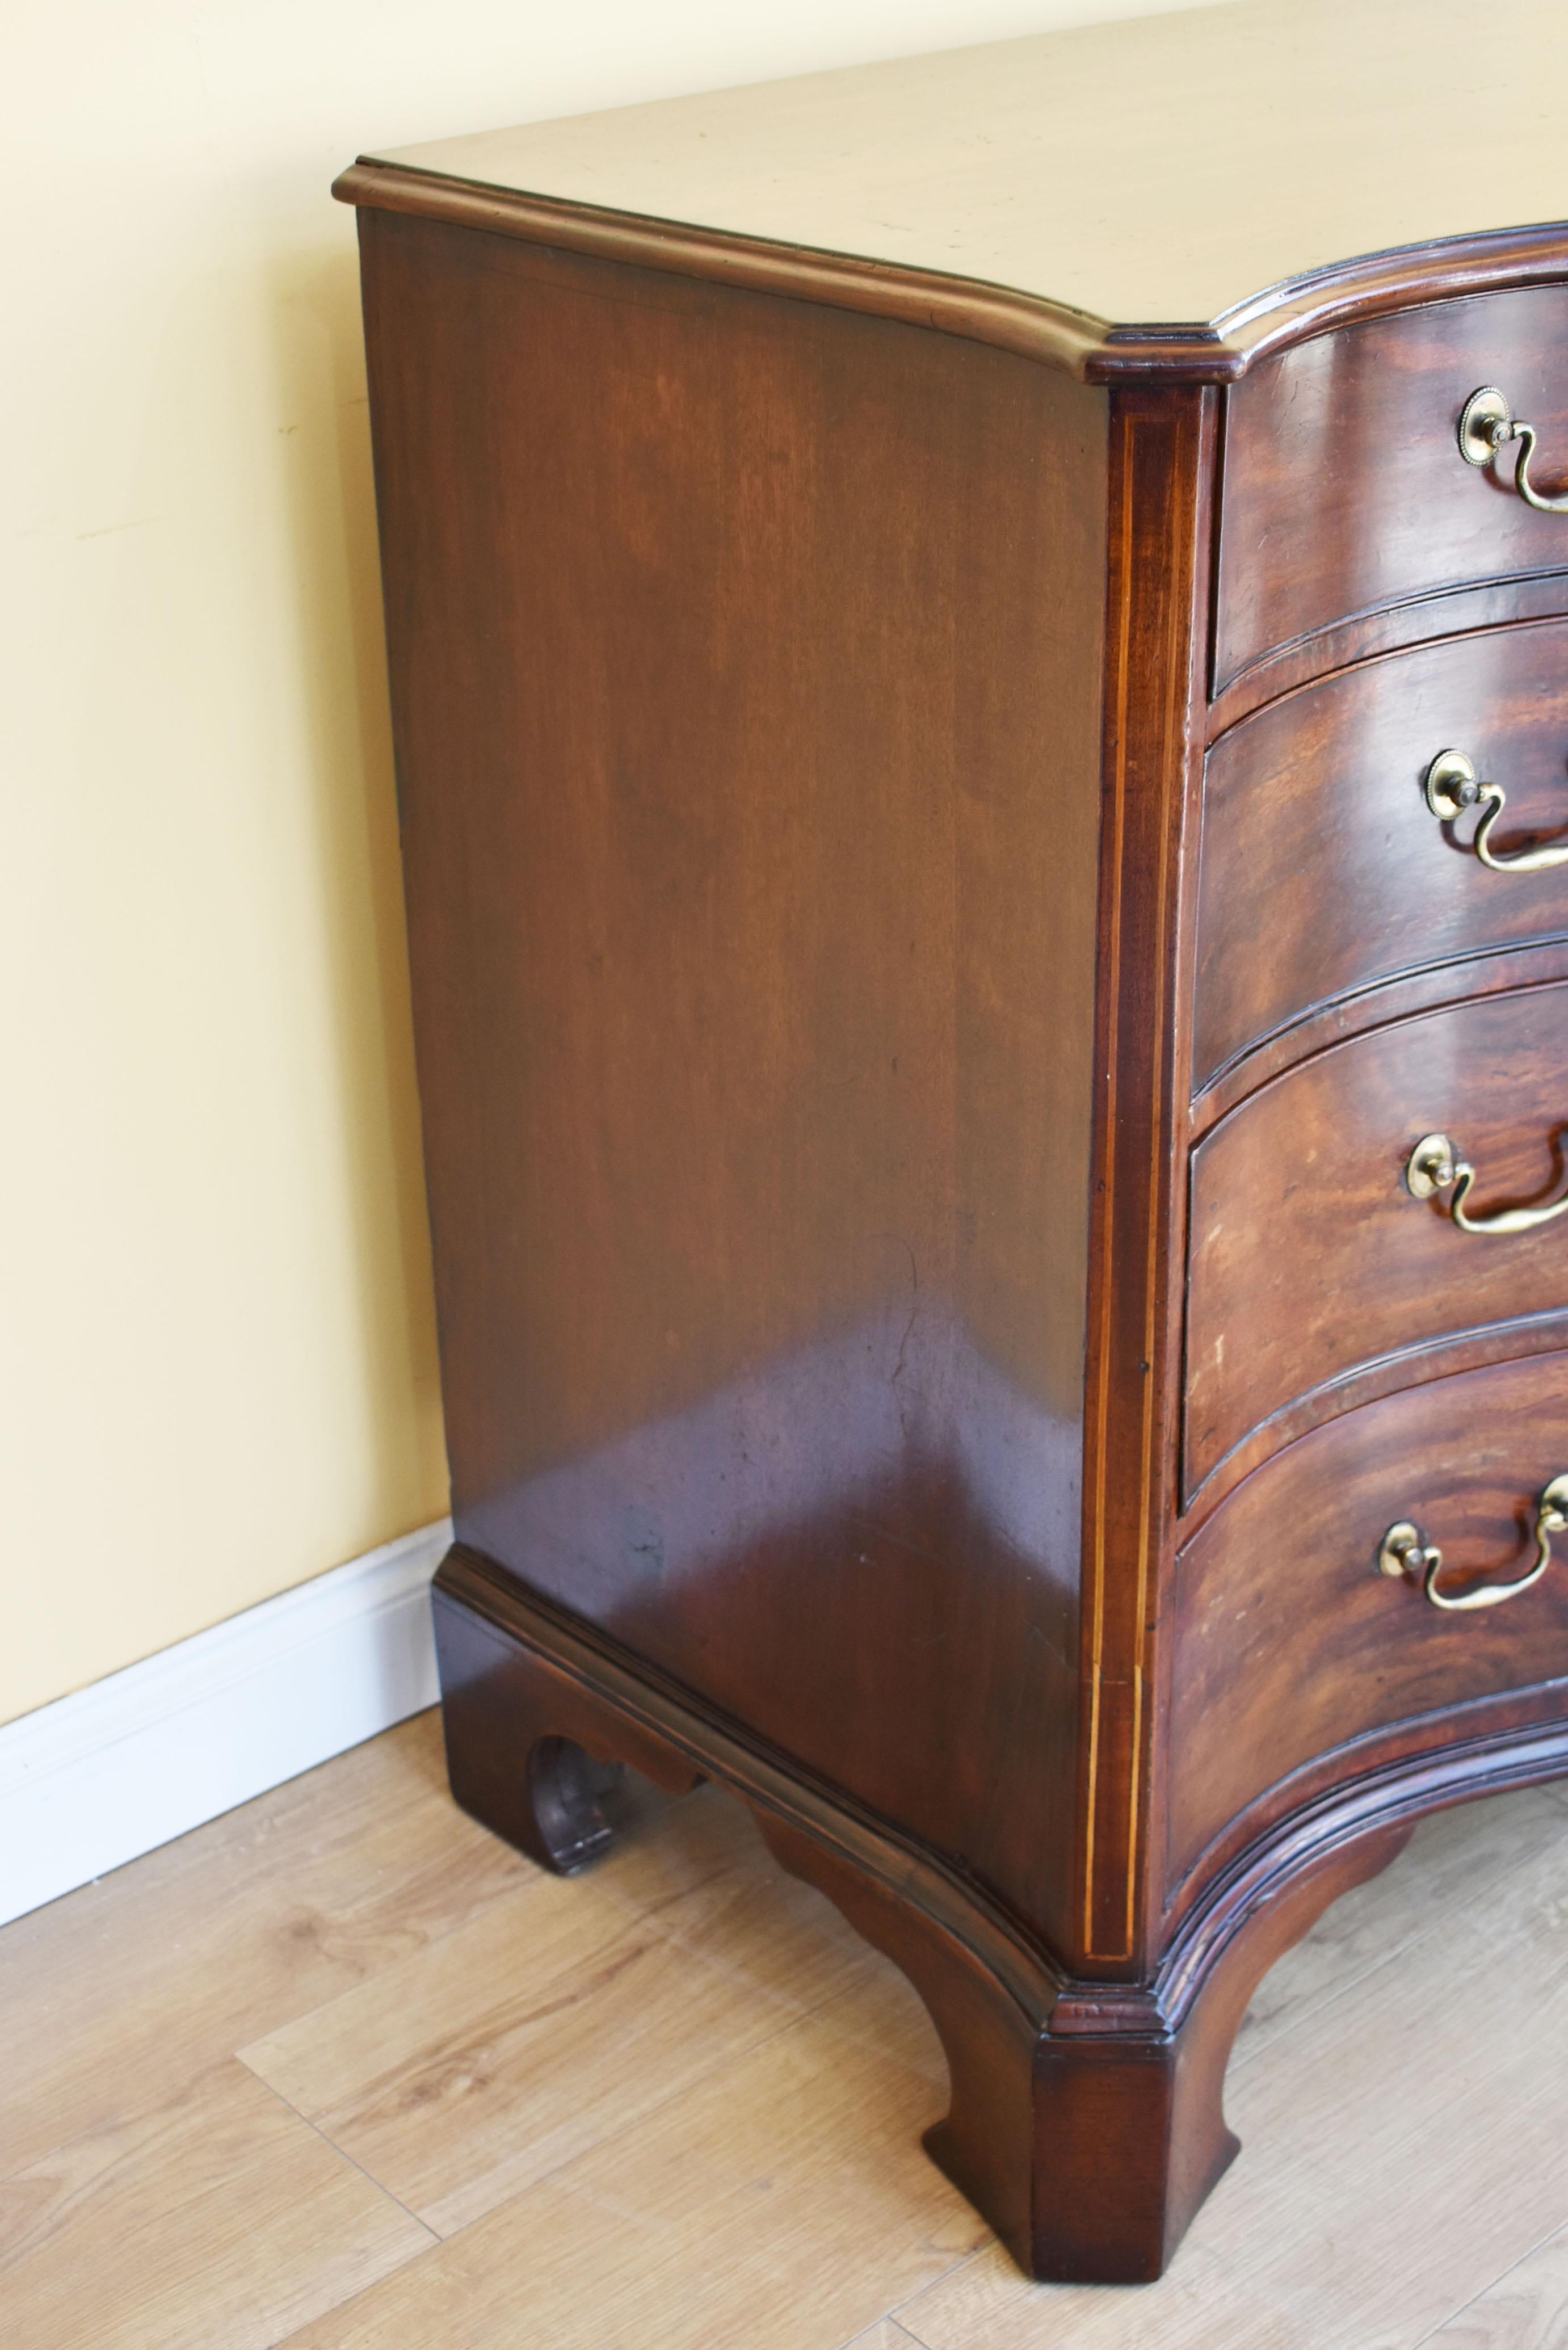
[1168,1351,1568,1891]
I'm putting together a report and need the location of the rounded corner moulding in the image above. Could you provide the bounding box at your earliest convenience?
[333,161,1568,386]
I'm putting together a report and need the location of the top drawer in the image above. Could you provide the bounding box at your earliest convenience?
[1217,287,1568,694]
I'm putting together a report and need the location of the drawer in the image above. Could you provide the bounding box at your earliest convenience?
[1169,1350,1568,1891]
[1195,622,1568,1091]
[1217,287,1568,694]
[1186,982,1568,1494]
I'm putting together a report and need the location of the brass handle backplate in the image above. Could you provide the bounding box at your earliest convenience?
[1460,385,1568,512]
[1425,749,1568,873]
[1405,1130,1568,1234]
[1378,1474,1568,1611]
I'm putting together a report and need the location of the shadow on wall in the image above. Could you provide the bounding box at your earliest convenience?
[270,235,447,1505]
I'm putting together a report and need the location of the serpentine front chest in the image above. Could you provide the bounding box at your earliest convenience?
[338,0,1568,2280]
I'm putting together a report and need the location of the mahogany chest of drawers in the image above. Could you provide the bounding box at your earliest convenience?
[339,0,1568,2282]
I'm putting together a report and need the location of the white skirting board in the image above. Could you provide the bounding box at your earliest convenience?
[0,1517,452,1928]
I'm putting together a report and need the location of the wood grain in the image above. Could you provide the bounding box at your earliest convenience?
[7,1720,1568,2342]
[1194,620,1568,1091]
[1186,985,1568,1495]
[1217,287,1568,690]
[1168,1352,1568,1894]
[347,77,1568,2282]
[1227,1785,1568,2069]
[431,1560,1437,2286]
[343,2,1568,364]
[1426,2225,1568,2344]
[0,2061,428,2350]
[0,1710,526,2177]
[362,204,1105,1960]
[241,1786,875,2237]
[895,1792,1568,2348]
[1191,940,1568,1149]
[1204,576,1568,739]
[274,1971,985,2350]
[1076,386,1210,1970]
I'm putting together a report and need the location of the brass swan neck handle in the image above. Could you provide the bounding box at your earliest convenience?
[1405,1130,1568,1234]
[1378,1475,1568,1612]
[1424,750,1568,874]
[1459,385,1568,513]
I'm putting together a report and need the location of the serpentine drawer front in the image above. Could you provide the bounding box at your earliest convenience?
[1216,285,1568,699]
[1186,983,1568,1496]
[339,0,1568,2290]
[1195,621,1568,1091]
[1170,1351,1568,1903]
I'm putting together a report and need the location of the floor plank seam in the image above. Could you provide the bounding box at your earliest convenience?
[868,2318,927,2348]
[27,1719,1568,2343]
[516,2000,841,2210]
[1227,1817,1568,2078]
[1407,2210,1568,2345]
[238,2061,443,2250]
[888,2240,994,2340]
[1229,1916,1437,2077]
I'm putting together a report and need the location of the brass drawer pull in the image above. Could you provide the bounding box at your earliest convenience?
[1405,1130,1568,1233]
[1459,385,1568,512]
[1378,1475,1568,1611]
[1425,749,1568,873]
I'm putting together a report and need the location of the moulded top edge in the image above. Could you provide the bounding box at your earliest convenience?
[352,0,1568,364]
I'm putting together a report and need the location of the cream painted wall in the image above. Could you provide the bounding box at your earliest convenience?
[1,0,1209,1726]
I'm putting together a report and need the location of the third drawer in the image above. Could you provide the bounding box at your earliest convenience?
[1187,978,1568,1496]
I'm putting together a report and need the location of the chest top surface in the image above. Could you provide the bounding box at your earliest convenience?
[363,0,1567,340]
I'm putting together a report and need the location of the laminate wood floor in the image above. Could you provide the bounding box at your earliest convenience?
[6,1710,1568,2347]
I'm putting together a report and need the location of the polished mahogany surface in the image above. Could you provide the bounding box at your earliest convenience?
[361,208,1108,1951]
[1217,288,1568,693]
[1205,572,1568,737]
[1195,620,1568,1090]
[345,70,1568,2280]
[1187,981,1568,1495]
[435,1542,1416,2285]
[1170,1350,1568,1889]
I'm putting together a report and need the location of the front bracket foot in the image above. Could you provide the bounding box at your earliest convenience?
[429,1546,1418,2281]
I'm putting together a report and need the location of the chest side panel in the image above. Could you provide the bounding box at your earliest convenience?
[360,207,1108,1950]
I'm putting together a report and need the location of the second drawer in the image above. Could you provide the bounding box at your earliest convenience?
[1187,980,1568,1493]
[1195,620,1568,1091]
